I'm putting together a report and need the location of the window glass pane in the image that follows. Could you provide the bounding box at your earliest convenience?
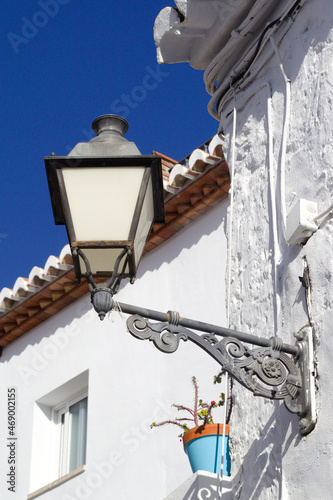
[69,397,88,472]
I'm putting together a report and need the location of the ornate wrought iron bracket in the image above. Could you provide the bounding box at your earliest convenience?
[111,302,316,435]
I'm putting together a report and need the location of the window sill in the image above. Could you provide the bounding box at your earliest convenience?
[27,465,86,499]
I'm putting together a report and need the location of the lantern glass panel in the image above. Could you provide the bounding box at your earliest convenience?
[78,248,129,276]
[62,167,146,242]
[133,175,154,268]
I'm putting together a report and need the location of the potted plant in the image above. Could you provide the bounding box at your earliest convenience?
[151,375,231,476]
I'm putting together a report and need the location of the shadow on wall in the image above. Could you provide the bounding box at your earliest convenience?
[234,402,302,500]
[1,293,93,363]
[138,199,229,278]
[179,468,243,500]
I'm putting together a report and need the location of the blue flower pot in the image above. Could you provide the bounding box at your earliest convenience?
[183,424,231,476]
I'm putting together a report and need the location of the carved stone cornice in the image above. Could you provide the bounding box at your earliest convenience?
[155,0,306,118]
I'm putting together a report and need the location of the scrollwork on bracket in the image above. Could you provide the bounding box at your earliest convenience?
[127,315,188,353]
[126,315,304,416]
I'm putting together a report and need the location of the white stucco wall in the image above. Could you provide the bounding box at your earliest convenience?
[2,2,333,498]
[0,199,229,500]
[220,1,333,498]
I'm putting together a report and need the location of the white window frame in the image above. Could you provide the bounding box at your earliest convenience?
[53,390,88,478]
[29,371,89,494]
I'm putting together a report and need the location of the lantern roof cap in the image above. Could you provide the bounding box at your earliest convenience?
[68,114,141,157]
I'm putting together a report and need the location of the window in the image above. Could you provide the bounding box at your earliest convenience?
[56,394,88,477]
[29,371,89,495]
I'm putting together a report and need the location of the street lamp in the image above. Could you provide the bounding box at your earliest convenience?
[45,115,165,318]
[45,115,316,436]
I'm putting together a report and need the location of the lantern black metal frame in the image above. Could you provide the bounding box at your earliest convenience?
[45,155,165,283]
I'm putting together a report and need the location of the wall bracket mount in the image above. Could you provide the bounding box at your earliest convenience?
[103,295,317,435]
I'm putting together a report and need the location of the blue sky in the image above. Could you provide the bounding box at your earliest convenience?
[1,1,217,291]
